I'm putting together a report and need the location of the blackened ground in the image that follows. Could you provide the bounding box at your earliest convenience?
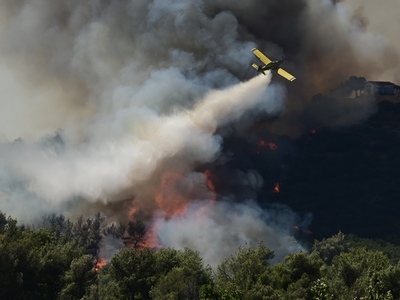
[208,101,400,244]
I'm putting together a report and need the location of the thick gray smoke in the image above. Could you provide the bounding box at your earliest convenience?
[155,200,303,267]
[0,0,398,263]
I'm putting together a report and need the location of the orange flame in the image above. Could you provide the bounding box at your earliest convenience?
[203,170,217,203]
[143,224,162,249]
[293,225,313,235]
[127,170,219,250]
[129,206,138,218]
[273,183,280,193]
[257,139,278,153]
[154,172,189,218]
[94,259,107,272]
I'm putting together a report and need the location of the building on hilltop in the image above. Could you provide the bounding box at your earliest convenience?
[364,81,400,96]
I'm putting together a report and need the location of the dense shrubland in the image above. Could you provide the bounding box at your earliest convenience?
[2,211,400,299]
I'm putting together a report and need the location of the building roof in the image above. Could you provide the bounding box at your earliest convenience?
[366,81,395,85]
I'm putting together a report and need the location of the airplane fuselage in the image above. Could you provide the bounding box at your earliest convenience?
[260,60,284,72]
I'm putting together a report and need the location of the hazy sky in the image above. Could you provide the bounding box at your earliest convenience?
[345,0,400,81]
[345,0,400,38]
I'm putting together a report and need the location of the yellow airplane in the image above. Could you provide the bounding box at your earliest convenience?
[251,48,296,82]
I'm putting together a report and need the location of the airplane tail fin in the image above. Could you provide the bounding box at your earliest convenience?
[252,63,266,75]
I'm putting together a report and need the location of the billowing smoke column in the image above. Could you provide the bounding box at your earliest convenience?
[0,0,398,264]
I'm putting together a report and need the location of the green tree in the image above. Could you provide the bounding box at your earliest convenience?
[215,242,275,300]
[154,248,182,274]
[42,213,74,244]
[96,267,122,300]
[312,231,349,265]
[105,218,147,252]
[108,247,157,299]
[345,234,400,264]
[125,219,147,252]
[73,213,105,259]
[328,248,392,299]
[59,254,96,299]
[151,248,212,300]
[311,279,334,300]
[0,224,86,299]
[270,252,324,299]
[0,211,7,234]
[372,264,400,299]
[35,239,87,299]
[0,224,32,299]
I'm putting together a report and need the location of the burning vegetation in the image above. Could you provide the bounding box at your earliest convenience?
[94,259,107,272]
[0,1,400,298]
[256,139,278,154]
[273,183,281,193]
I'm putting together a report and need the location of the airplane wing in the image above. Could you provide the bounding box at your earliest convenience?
[251,48,271,65]
[277,68,296,81]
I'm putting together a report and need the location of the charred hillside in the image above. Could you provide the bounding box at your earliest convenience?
[212,100,400,243]
[282,101,400,241]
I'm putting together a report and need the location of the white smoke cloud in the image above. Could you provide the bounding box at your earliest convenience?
[0,1,263,209]
[155,200,303,268]
[0,71,275,210]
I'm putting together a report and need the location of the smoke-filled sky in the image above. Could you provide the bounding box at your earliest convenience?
[345,0,400,69]
[0,0,399,265]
